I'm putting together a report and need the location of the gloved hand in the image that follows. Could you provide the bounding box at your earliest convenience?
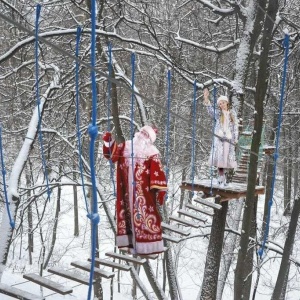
[102,132,114,147]
[102,132,112,142]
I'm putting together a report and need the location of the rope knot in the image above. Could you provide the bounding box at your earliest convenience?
[87,213,100,224]
[88,124,98,139]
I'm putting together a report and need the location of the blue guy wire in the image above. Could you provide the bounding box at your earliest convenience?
[191,79,197,195]
[165,69,171,198]
[258,33,290,259]
[74,26,90,214]
[35,4,51,201]
[210,85,217,195]
[130,53,138,217]
[106,42,116,196]
[87,0,100,298]
[0,127,14,229]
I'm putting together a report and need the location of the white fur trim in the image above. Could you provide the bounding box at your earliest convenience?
[140,125,156,143]
[217,95,228,105]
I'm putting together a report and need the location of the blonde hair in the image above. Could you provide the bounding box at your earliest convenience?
[220,105,235,125]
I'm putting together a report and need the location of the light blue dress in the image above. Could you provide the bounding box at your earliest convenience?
[207,106,238,169]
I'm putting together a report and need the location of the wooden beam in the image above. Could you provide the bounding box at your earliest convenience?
[23,273,72,295]
[162,222,191,236]
[185,203,214,216]
[105,252,146,265]
[70,261,114,279]
[47,267,94,285]
[177,209,207,223]
[0,283,44,300]
[169,215,202,228]
[88,258,131,272]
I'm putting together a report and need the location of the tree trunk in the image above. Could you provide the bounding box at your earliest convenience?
[243,196,257,299]
[199,198,228,300]
[217,198,244,300]
[43,164,62,269]
[271,191,300,299]
[234,1,279,299]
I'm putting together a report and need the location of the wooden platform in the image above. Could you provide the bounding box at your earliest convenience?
[180,179,264,201]
[0,282,45,300]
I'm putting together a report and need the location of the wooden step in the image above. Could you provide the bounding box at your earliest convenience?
[23,273,72,295]
[162,222,190,236]
[169,215,201,228]
[88,258,131,272]
[162,234,181,243]
[70,261,114,279]
[105,252,146,265]
[0,283,45,300]
[185,203,214,216]
[193,197,222,210]
[178,209,207,223]
[47,267,94,285]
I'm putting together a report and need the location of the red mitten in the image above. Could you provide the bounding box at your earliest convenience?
[157,190,166,205]
[102,132,112,142]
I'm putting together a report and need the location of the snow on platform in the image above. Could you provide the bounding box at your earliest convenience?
[180,179,265,202]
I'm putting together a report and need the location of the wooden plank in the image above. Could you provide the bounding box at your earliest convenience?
[181,180,264,201]
[178,209,207,223]
[0,283,44,300]
[193,197,222,210]
[169,215,201,228]
[185,203,214,216]
[88,258,131,272]
[162,222,190,236]
[105,252,146,265]
[23,273,72,295]
[47,267,94,285]
[162,234,181,243]
[70,261,114,279]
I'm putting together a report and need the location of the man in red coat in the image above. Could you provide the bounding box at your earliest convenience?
[102,125,167,255]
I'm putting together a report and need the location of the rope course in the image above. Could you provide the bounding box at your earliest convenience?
[130,52,139,218]
[0,127,14,229]
[86,0,100,298]
[258,33,290,258]
[190,79,198,195]
[74,26,90,214]
[35,4,51,201]
[165,69,171,199]
[209,85,217,195]
[106,42,116,196]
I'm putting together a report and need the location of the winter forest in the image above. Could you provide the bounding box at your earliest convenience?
[0,0,300,299]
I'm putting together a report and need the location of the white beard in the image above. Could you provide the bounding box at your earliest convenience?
[124,132,159,164]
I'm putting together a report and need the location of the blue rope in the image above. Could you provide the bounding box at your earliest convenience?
[35,4,51,201]
[0,127,14,229]
[74,26,90,214]
[210,85,217,195]
[130,52,139,218]
[191,79,197,195]
[258,33,290,259]
[165,69,171,185]
[106,42,116,196]
[87,0,100,298]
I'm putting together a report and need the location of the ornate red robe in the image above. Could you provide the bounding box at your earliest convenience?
[103,140,167,254]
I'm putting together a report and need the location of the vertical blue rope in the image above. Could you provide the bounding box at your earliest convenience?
[165,69,171,187]
[210,85,217,195]
[74,26,90,214]
[87,0,100,298]
[191,80,197,195]
[130,52,136,192]
[106,42,116,196]
[0,127,14,229]
[35,4,51,201]
[258,34,290,259]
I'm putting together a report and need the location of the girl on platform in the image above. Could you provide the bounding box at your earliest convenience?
[203,88,238,186]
